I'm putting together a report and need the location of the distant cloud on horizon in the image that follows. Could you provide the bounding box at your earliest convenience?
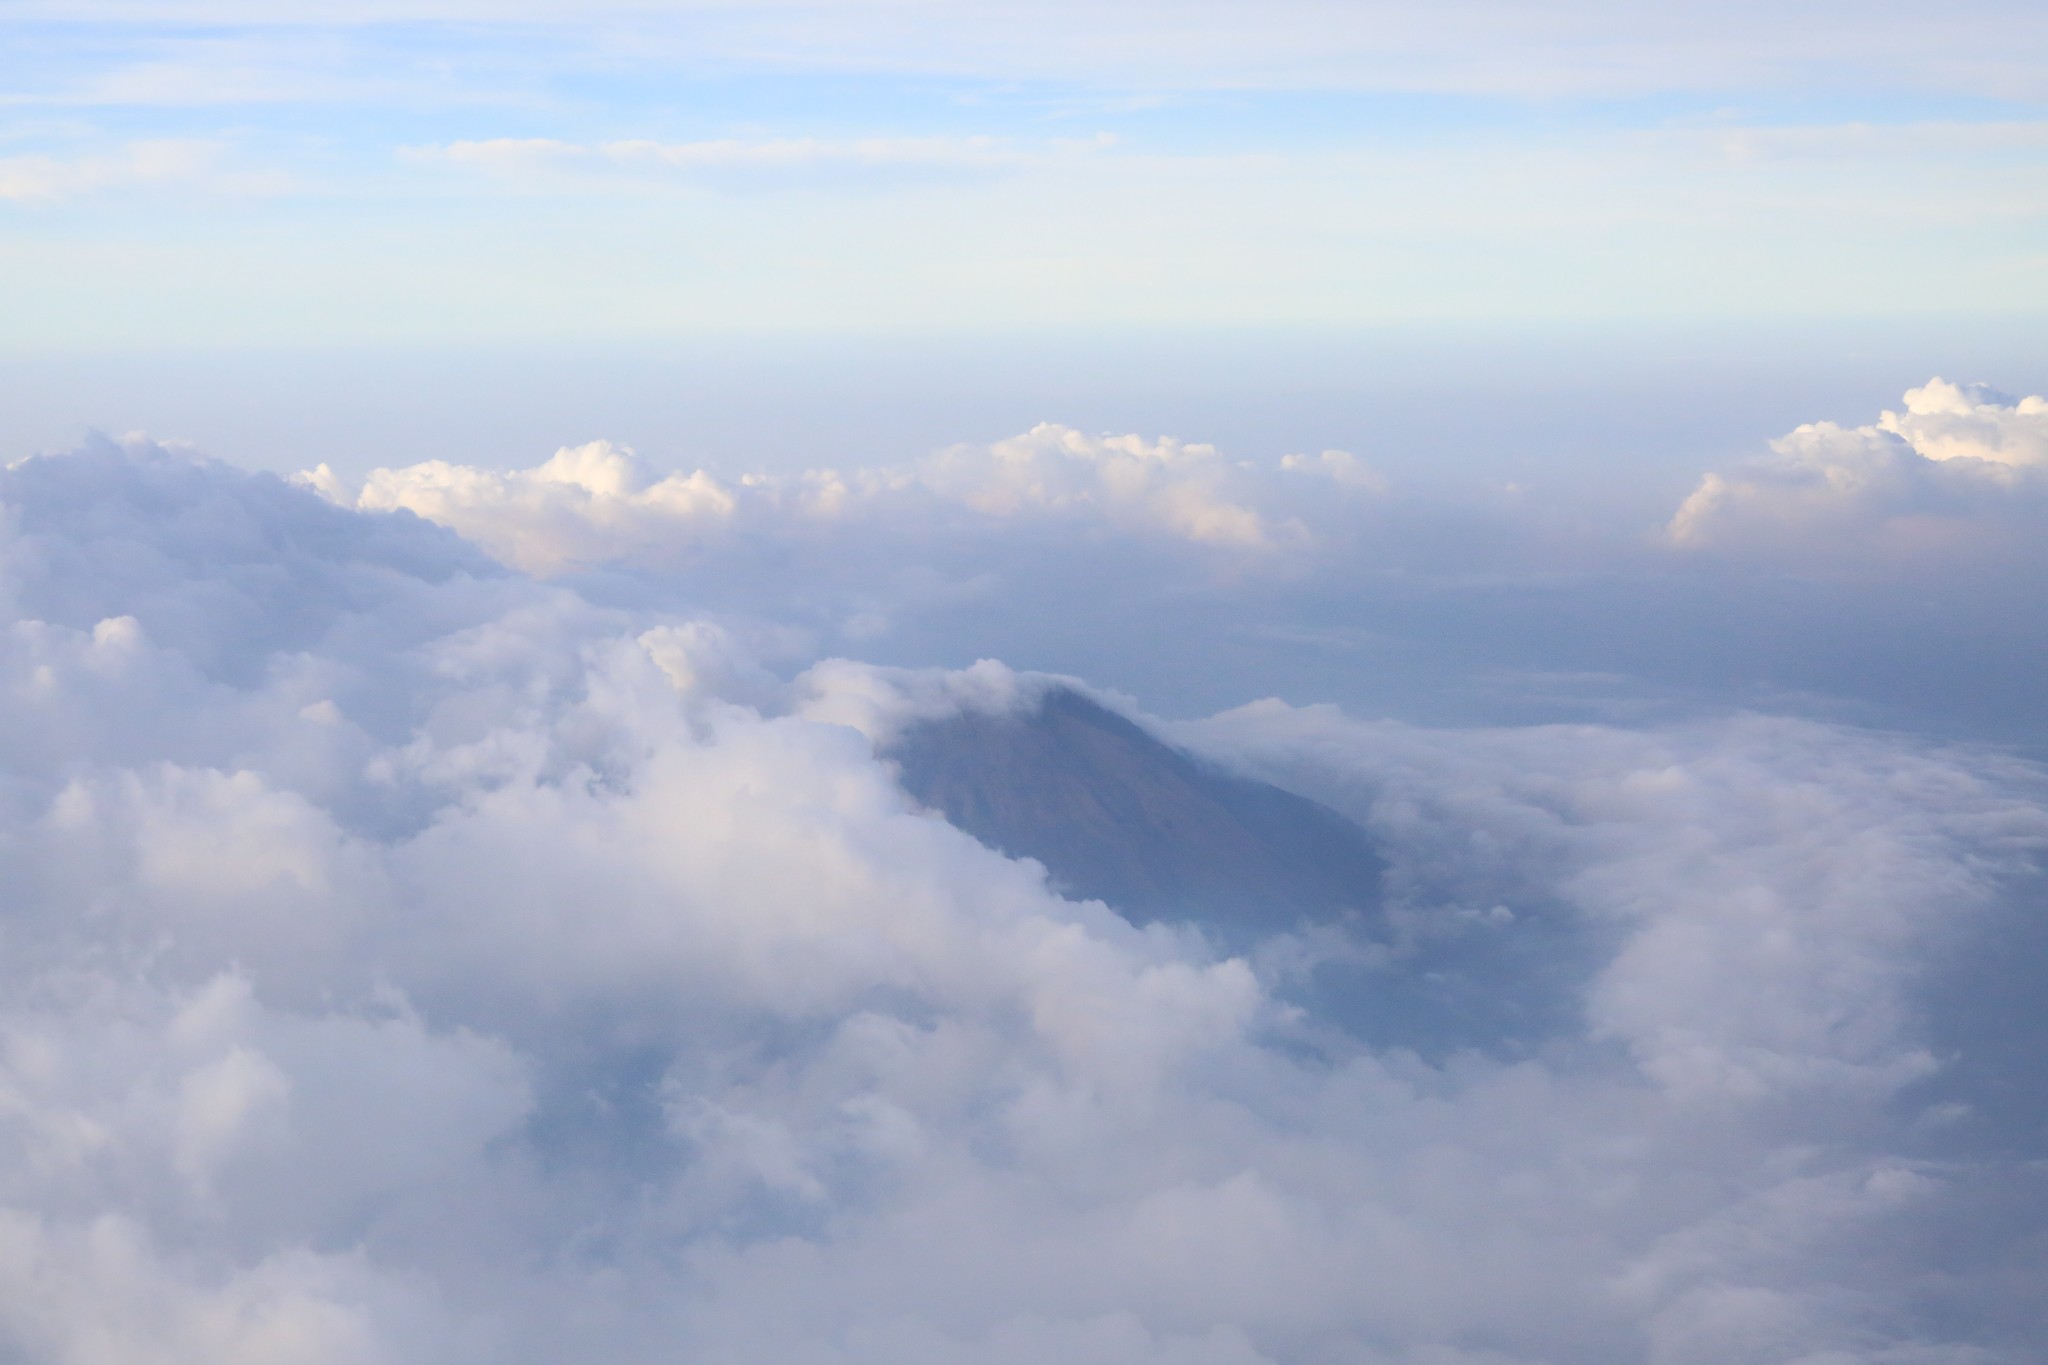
[313,424,1356,574]
[1669,378,2048,569]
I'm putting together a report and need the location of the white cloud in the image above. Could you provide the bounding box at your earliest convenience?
[0,1209,407,1365]
[919,426,1287,548]
[0,436,2041,1361]
[1667,377,2048,565]
[1184,699,2048,1103]
[1879,377,2048,467]
[350,442,739,576]
[326,425,1338,575]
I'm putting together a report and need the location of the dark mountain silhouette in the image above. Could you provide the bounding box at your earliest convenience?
[888,687,1384,938]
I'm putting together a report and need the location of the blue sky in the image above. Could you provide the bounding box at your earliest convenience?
[5,0,2047,346]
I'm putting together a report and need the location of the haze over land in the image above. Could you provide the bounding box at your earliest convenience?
[3,2,2048,1362]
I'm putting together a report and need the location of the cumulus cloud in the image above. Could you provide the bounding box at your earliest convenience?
[1667,378,2048,565]
[345,441,739,576]
[918,426,1289,548]
[315,425,1338,575]
[0,434,2043,1362]
[1887,377,2048,467]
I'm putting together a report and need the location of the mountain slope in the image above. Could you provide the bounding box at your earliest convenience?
[888,687,1384,937]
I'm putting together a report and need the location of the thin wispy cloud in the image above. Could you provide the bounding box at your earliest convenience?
[4,1,2046,338]
[0,137,269,202]
[413,131,1117,184]
[13,0,2048,98]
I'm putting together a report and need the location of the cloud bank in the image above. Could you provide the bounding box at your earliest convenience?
[331,378,2048,597]
[0,428,2042,1361]
[1668,378,2048,568]
[320,424,1347,575]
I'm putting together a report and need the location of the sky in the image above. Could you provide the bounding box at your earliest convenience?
[3,4,2048,1364]
[2,0,2047,346]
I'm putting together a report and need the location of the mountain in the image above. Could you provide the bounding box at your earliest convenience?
[887,686,1384,939]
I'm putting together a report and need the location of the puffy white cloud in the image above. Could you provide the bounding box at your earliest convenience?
[1880,378,2048,468]
[1667,378,2048,564]
[0,435,2041,1362]
[323,426,1345,576]
[920,426,1287,549]
[350,442,739,576]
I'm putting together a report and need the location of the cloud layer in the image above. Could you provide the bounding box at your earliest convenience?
[327,378,2048,593]
[0,431,2043,1361]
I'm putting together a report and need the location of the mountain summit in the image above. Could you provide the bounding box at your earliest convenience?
[888,686,1384,939]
